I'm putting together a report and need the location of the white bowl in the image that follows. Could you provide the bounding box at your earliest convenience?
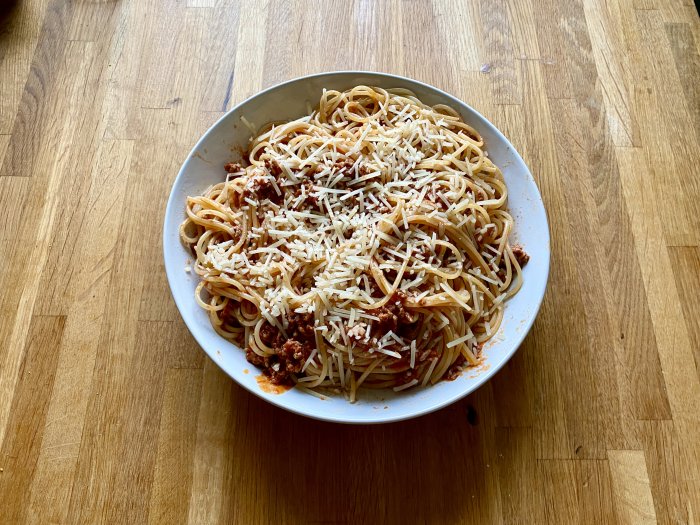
[163,72,550,424]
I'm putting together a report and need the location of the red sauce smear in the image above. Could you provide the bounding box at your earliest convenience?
[256,374,292,394]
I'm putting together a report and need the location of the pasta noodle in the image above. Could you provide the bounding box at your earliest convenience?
[180,86,529,401]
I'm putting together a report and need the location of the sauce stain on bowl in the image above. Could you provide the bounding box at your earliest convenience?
[256,374,292,394]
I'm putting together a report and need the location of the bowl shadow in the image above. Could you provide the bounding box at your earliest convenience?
[220,383,510,524]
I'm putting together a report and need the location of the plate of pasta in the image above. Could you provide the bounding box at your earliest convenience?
[164,71,549,423]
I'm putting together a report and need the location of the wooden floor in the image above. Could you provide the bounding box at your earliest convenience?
[1,0,699,523]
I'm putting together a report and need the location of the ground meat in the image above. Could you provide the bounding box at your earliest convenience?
[245,339,311,385]
[244,311,317,384]
[365,278,383,298]
[395,293,415,324]
[279,339,303,359]
[288,180,319,210]
[358,164,372,176]
[301,180,318,207]
[418,245,433,261]
[286,312,315,343]
[333,158,355,173]
[375,291,417,336]
[445,366,462,381]
[512,244,529,267]
[224,162,242,173]
[259,322,284,348]
[397,309,416,329]
[376,308,398,334]
[245,347,266,367]
[264,158,283,177]
[245,175,283,205]
[386,356,409,370]
[230,188,243,208]
[445,354,466,381]
[230,224,242,242]
[266,360,289,385]
[278,339,311,374]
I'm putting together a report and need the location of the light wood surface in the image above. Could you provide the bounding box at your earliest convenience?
[1,1,699,523]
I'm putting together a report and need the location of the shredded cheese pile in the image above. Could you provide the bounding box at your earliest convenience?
[181,86,527,401]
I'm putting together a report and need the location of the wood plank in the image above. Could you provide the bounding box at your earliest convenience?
[638,420,692,525]
[476,0,522,105]
[0,0,71,177]
[0,0,50,134]
[187,0,218,7]
[260,0,300,87]
[495,427,544,523]
[62,108,178,520]
[516,61,573,460]
[350,0,405,74]
[556,93,670,422]
[668,247,700,380]
[575,460,619,524]
[186,359,234,525]
[161,319,205,371]
[548,98,624,450]
[582,0,639,146]
[101,0,151,140]
[217,392,504,524]
[665,23,700,151]
[0,175,29,241]
[533,0,597,101]
[196,6,241,112]
[635,10,700,246]
[0,135,9,169]
[226,0,269,109]
[0,40,95,448]
[66,321,169,524]
[24,139,134,525]
[538,459,580,523]
[491,335,536,428]
[432,0,481,71]
[137,0,190,110]
[608,450,657,525]
[537,459,621,523]
[616,147,700,518]
[67,0,118,42]
[0,315,66,524]
[148,368,202,525]
[401,0,458,92]
[35,126,134,316]
[506,0,540,61]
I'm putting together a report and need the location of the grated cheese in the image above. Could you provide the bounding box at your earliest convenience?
[186,86,522,398]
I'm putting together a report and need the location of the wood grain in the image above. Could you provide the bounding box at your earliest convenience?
[0,1,698,523]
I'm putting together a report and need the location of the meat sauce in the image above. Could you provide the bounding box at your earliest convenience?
[374,291,419,338]
[245,312,314,385]
[225,158,512,388]
[512,244,530,267]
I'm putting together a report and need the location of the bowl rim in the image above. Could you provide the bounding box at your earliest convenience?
[163,70,551,424]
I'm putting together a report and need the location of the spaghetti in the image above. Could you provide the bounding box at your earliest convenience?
[180,86,528,401]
